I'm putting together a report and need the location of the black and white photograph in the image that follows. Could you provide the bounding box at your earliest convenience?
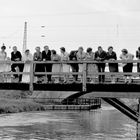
[0,0,139,139]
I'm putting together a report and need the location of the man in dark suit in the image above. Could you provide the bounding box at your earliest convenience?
[11,46,23,82]
[42,45,52,83]
[95,46,107,83]
[69,50,79,82]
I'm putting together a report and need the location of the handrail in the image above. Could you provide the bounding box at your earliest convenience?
[0,60,140,64]
[1,71,140,76]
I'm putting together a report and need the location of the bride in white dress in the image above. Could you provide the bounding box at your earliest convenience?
[60,47,70,83]
[22,50,33,83]
[0,45,8,82]
[0,45,7,72]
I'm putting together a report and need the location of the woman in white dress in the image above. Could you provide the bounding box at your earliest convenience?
[51,50,61,83]
[120,49,134,84]
[0,45,7,71]
[22,50,33,83]
[76,47,86,82]
[0,45,7,82]
[60,47,70,83]
[85,48,98,83]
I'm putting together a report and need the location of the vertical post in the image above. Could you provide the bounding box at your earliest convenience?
[137,99,140,140]
[82,62,87,91]
[23,22,27,54]
[29,61,34,92]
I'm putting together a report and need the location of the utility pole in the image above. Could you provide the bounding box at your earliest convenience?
[23,22,27,54]
[137,99,140,140]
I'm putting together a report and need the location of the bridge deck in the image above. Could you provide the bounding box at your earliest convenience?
[0,82,140,98]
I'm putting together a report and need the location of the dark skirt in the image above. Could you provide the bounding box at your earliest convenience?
[109,63,118,72]
[123,63,133,76]
[123,63,133,72]
[34,63,44,77]
[137,63,140,72]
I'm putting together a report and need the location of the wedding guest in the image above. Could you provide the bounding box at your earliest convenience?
[0,45,7,72]
[106,46,118,83]
[136,46,140,73]
[11,46,23,82]
[51,50,61,83]
[0,45,7,82]
[42,45,52,83]
[85,47,98,83]
[76,47,86,82]
[120,49,134,84]
[22,50,33,83]
[95,46,107,83]
[69,50,79,82]
[4,56,11,82]
[60,47,70,83]
[33,47,43,83]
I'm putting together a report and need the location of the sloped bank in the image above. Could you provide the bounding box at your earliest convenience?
[0,90,46,113]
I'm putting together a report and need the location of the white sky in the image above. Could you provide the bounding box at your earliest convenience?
[0,0,140,57]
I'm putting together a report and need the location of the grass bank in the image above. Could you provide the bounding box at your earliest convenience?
[0,98,45,113]
[0,90,47,114]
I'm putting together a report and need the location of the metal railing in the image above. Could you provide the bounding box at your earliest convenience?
[31,97,101,105]
[0,60,139,92]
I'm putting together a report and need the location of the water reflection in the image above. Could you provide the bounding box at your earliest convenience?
[0,105,136,140]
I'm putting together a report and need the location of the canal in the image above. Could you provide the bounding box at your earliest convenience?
[0,105,136,140]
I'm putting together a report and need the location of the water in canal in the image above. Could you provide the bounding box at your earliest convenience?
[0,105,136,140]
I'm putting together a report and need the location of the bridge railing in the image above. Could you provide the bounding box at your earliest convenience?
[0,60,140,91]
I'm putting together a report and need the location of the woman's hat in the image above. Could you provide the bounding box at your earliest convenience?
[87,47,92,52]
[121,49,128,53]
[1,45,6,50]
[25,49,29,53]
[60,47,65,52]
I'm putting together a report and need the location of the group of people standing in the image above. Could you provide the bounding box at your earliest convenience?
[69,46,134,84]
[0,44,138,84]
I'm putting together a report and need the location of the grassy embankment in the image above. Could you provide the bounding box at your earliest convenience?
[0,90,47,113]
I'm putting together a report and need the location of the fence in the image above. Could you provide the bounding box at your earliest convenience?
[32,97,101,105]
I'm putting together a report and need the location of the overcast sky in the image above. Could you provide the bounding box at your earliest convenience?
[0,0,140,57]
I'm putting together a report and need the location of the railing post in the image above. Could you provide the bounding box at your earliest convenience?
[82,62,87,91]
[137,99,140,140]
[29,61,34,92]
